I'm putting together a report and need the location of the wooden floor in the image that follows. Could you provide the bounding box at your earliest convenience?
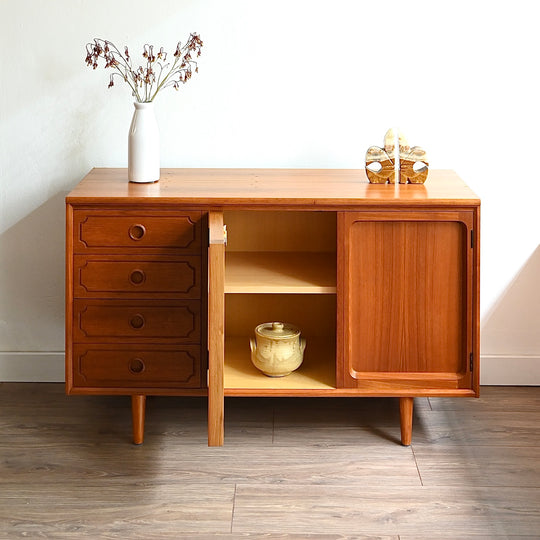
[0,383,539,539]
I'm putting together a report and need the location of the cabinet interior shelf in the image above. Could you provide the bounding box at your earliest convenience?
[224,336,336,390]
[225,251,336,294]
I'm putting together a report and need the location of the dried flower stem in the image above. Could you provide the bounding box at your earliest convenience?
[85,33,203,102]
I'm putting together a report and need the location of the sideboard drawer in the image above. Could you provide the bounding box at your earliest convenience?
[73,299,201,343]
[72,345,202,388]
[73,210,202,253]
[73,255,201,299]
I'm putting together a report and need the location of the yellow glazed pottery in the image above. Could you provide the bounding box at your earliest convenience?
[250,322,306,377]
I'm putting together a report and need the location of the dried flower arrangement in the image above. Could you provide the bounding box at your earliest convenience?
[85,33,203,103]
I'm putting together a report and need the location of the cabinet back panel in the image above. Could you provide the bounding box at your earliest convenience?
[225,294,336,340]
[224,211,336,252]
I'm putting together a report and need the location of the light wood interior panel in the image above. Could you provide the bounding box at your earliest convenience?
[225,294,336,389]
[225,336,336,390]
[347,221,466,376]
[222,209,338,390]
[225,294,336,339]
[225,252,336,294]
[224,211,336,252]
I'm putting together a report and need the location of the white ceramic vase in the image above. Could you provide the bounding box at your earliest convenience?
[128,102,160,183]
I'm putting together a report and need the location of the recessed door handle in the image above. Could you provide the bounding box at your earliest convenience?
[128,224,146,241]
[129,313,145,329]
[129,269,146,285]
[128,357,145,374]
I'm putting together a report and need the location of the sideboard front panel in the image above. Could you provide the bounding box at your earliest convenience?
[73,210,202,253]
[72,345,201,388]
[339,211,474,391]
[67,205,207,395]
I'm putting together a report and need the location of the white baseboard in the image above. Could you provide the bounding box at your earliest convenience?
[0,352,64,382]
[1,352,539,385]
[480,355,540,385]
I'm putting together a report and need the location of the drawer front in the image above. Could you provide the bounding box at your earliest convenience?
[73,210,202,253]
[74,256,201,299]
[73,299,201,343]
[72,345,201,388]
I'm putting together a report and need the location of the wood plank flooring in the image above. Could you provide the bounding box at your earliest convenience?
[0,383,539,538]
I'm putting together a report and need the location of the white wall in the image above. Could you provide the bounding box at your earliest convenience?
[1,0,539,383]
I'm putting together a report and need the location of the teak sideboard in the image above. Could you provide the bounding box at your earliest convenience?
[65,168,480,446]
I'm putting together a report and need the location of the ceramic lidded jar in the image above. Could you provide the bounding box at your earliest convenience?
[250,322,306,377]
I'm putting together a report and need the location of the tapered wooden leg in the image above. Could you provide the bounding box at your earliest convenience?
[399,397,414,446]
[131,394,146,445]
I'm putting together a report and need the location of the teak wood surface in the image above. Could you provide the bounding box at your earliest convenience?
[338,215,474,393]
[208,211,225,446]
[67,168,479,207]
[66,168,480,447]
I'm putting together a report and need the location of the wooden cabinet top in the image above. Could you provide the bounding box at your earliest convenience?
[67,168,480,208]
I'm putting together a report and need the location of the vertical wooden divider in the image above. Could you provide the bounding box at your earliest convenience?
[208,212,225,446]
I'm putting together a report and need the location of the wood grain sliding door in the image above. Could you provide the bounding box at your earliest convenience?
[338,211,475,393]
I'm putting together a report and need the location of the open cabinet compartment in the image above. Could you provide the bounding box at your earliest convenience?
[223,210,337,392]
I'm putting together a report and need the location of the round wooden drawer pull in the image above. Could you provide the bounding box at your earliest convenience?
[129,269,146,285]
[129,313,145,329]
[129,358,146,374]
[128,224,146,241]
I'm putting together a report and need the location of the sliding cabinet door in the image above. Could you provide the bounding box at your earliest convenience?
[338,210,478,395]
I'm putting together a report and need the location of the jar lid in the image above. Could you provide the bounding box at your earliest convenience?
[255,321,300,339]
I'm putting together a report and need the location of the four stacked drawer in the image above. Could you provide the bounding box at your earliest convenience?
[69,208,205,392]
